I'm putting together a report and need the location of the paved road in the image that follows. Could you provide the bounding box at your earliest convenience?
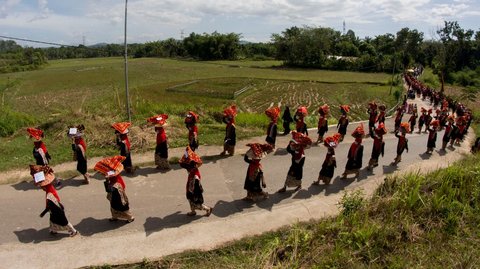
[0,97,474,269]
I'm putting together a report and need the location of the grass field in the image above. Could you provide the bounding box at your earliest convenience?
[0,58,397,172]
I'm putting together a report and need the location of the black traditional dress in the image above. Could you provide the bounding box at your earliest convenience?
[282,107,294,135]
[318,147,336,184]
[265,122,278,146]
[243,155,267,199]
[106,175,134,221]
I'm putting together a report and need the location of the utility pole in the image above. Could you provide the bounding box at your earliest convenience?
[124,0,131,122]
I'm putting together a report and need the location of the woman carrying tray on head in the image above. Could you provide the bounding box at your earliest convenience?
[265,107,280,148]
[112,122,135,174]
[147,114,171,170]
[314,133,341,185]
[243,143,273,201]
[94,156,135,223]
[179,146,213,217]
[278,131,312,193]
[392,122,409,165]
[68,125,89,184]
[185,111,200,152]
[31,165,78,237]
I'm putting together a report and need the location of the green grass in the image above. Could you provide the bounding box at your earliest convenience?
[95,154,480,269]
[0,58,394,172]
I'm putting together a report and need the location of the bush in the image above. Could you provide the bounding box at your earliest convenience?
[0,106,35,137]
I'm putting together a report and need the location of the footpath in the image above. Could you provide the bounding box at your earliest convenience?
[0,97,474,269]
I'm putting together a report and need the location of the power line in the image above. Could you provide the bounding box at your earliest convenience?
[0,35,77,47]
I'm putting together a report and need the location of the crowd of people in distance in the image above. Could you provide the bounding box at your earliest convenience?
[25,70,475,237]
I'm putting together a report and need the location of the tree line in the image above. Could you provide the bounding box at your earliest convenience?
[1,21,479,86]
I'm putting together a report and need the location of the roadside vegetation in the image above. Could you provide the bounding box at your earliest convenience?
[91,153,480,269]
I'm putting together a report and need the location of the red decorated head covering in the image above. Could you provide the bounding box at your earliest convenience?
[427,108,433,114]
[368,101,377,110]
[291,131,313,148]
[375,123,387,136]
[318,104,330,115]
[351,123,365,138]
[265,107,280,121]
[27,128,44,141]
[223,105,237,118]
[430,120,440,128]
[378,104,386,111]
[184,111,199,124]
[447,115,455,122]
[400,122,410,133]
[246,143,274,160]
[296,106,308,117]
[179,146,203,167]
[29,165,55,187]
[323,133,341,148]
[147,114,168,127]
[421,107,427,113]
[111,122,131,134]
[94,156,126,177]
[340,105,350,113]
[456,116,466,124]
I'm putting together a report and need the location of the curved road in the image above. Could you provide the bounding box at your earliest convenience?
[0,97,474,268]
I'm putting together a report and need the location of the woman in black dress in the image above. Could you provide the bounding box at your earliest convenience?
[243,143,273,201]
[314,133,341,185]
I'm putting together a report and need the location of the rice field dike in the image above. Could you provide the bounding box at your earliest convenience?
[0,57,399,172]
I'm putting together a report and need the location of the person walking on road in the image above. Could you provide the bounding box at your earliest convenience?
[426,120,440,154]
[68,125,89,184]
[281,106,294,135]
[316,104,329,144]
[31,165,78,237]
[408,107,417,134]
[367,101,378,137]
[314,133,341,185]
[147,114,171,171]
[112,122,135,174]
[342,124,365,179]
[185,111,200,152]
[27,128,51,166]
[337,105,350,142]
[367,123,387,170]
[94,156,135,223]
[220,105,237,156]
[376,104,386,125]
[278,131,312,193]
[265,107,280,148]
[243,143,273,201]
[442,115,456,150]
[179,146,213,217]
[294,106,308,135]
[392,122,409,165]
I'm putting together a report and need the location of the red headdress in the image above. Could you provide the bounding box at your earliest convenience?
[400,122,410,133]
[147,114,168,127]
[421,107,427,113]
[29,165,55,187]
[223,105,237,118]
[179,146,203,167]
[184,111,199,124]
[265,107,280,121]
[368,101,377,110]
[427,109,433,114]
[351,123,365,138]
[340,105,350,113]
[296,106,308,117]
[246,143,274,160]
[375,123,387,136]
[323,133,341,148]
[291,131,313,148]
[447,115,455,122]
[94,156,126,177]
[111,122,131,134]
[430,120,440,128]
[27,128,44,141]
[378,104,386,111]
[318,104,330,115]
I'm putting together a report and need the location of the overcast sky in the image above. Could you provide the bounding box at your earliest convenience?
[1,0,479,47]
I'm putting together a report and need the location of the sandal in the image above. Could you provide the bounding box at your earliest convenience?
[69,231,78,237]
[205,208,213,217]
[187,211,196,216]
